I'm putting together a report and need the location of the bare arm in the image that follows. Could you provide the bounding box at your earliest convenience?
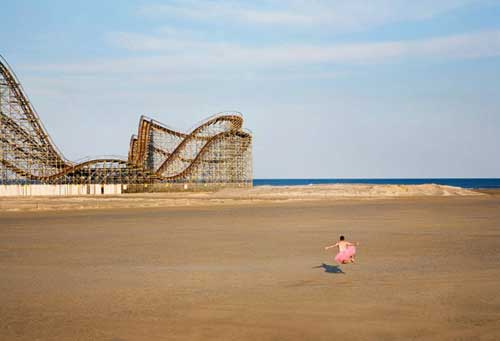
[347,241,359,246]
[324,242,338,250]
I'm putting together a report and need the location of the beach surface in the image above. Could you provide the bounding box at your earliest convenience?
[0,184,483,212]
[1,191,500,340]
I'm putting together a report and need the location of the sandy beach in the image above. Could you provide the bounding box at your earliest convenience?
[1,187,500,340]
[0,184,483,212]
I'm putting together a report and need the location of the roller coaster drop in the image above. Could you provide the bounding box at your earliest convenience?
[0,56,252,187]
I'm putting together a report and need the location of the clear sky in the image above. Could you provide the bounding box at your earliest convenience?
[1,0,499,178]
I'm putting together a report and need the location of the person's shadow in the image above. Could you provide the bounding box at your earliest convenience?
[313,263,345,274]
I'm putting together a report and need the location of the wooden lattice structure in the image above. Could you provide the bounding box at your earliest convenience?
[0,56,252,188]
[128,115,252,185]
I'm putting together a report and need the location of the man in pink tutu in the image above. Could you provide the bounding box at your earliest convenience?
[324,235,359,264]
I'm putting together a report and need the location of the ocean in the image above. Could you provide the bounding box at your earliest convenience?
[253,179,500,189]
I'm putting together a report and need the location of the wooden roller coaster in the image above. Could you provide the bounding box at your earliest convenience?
[0,56,252,188]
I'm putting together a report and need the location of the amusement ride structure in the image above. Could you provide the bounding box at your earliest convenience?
[0,56,252,188]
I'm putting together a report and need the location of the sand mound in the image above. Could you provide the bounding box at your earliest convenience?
[213,184,481,199]
[0,184,482,212]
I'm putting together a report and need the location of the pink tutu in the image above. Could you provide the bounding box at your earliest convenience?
[335,246,356,264]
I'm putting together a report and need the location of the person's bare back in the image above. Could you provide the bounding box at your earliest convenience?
[335,240,355,252]
[324,235,359,264]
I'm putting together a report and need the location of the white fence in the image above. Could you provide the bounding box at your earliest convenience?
[0,184,122,196]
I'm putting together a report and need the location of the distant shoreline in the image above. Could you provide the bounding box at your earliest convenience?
[253,178,500,189]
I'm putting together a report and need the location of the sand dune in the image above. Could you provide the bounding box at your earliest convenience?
[0,184,483,212]
[214,184,481,199]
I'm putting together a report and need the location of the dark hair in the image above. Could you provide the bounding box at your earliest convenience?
[340,235,345,241]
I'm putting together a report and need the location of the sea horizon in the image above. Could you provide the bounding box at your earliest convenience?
[253,178,500,189]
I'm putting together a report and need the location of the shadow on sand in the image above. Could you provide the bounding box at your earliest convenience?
[313,263,345,274]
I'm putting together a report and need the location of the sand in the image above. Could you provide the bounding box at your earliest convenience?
[1,193,500,340]
[0,184,483,212]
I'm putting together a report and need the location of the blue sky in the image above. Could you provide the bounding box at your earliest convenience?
[1,0,499,178]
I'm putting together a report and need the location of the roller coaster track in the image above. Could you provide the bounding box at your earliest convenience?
[159,130,252,181]
[154,123,247,176]
[0,56,67,166]
[128,113,251,182]
[0,55,252,186]
[129,115,243,166]
[0,157,155,182]
[1,112,44,150]
[0,56,154,184]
